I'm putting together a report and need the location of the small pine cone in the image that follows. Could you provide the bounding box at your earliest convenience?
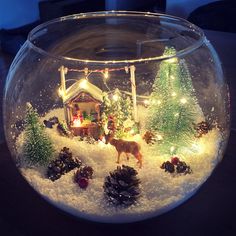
[77,166,94,179]
[59,147,72,160]
[143,131,156,144]
[47,147,83,181]
[103,165,141,207]
[160,161,175,173]
[176,161,192,174]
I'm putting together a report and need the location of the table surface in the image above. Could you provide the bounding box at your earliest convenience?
[0,30,236,236]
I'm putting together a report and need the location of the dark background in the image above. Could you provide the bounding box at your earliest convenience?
[0,1,236,235]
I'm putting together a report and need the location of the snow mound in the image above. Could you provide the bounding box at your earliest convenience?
[16,108,223,223]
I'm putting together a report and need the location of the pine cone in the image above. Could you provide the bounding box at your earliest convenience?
[143,131,156,144]
[160,161,175,173]
[103,165,141,207]
[47,147,82,181]
[176,161,192,174]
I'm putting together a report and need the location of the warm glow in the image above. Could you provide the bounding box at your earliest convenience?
[102,136,106,143]
[130,128,135,135]
[170,75,175,80]
[143,99,149,106]
[73,118,82,127]
[79,79,88,89]
[113,94,119,101]
[104,68,109,79]
[157,134,163,140]
[180,98,187,104]
[171,92,177,97]
[170,146,175,153]
[191,142,205,154]
[58,87,65,98]
[174,113,179,117]
[157,100,162,105]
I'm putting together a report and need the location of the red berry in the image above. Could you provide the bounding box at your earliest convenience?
[171,156,180,165]
[78,177,89,189]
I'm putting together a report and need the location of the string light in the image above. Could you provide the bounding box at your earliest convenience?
[170,75,175,80]
[171,92,177,97]
[79,79,88,89]
[143,99,149,106]
[58,87,65,97]
[157,100,162,105]
[130,128,135,135]
[125,66,129,73]
[68,67,127,73]
[112,94,119,101]
[103,68,109,79]
[180,98,187,104]
[170,146,175,154]
[84,67,89,76]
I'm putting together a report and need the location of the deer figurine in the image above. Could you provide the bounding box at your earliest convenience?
[105,132,143,168]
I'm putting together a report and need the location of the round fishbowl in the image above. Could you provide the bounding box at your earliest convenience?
[3,11,230,223]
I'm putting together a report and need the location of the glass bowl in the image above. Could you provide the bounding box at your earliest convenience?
[3,11,230,223]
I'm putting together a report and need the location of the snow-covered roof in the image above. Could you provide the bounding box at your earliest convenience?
[63,79,103,104]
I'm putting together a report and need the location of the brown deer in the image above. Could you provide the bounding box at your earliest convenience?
[105,133,143,168]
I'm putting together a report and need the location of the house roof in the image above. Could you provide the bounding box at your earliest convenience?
[63,79,103,104]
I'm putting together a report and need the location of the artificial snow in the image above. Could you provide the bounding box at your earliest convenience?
[16,108,224,223]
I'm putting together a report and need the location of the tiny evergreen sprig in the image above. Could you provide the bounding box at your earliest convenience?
[23,103,54,166]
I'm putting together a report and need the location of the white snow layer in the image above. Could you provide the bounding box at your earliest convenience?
[16,108,223,223]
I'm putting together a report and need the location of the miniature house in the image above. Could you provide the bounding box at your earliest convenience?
[59,69,103,138]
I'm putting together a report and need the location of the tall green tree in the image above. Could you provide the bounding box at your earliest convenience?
[23,103,54,165]
[147,47,199,153]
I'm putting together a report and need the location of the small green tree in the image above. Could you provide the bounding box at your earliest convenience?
[23,103,54,165]
[101,90,134,138]
[121,96,132,120]
[101,92,112,123]
[147,47,199,153]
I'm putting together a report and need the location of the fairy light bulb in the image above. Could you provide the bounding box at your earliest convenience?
[157,100,161,105]
[79,79,88,89]
[170,75,175,80]
[113,94,119,101]
[180,98,187,104]
[143,99,149,106]
[104,68,109,80]
[84,67,89,76]
[171,92,177,97]
[170,146,175,154]
[58,87,65,98]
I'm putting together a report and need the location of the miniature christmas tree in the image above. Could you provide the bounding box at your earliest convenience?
[101,89,134,138]
[121,96,132,121]
[111,88,124,130]
[147,47,199,153]
[101,92,112,124]
[23,103,54,165]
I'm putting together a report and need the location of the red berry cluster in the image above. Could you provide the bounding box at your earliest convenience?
[74,166,94,189]
[160,157,192,175]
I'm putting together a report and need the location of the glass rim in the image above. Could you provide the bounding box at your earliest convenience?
[27,10,206,65]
